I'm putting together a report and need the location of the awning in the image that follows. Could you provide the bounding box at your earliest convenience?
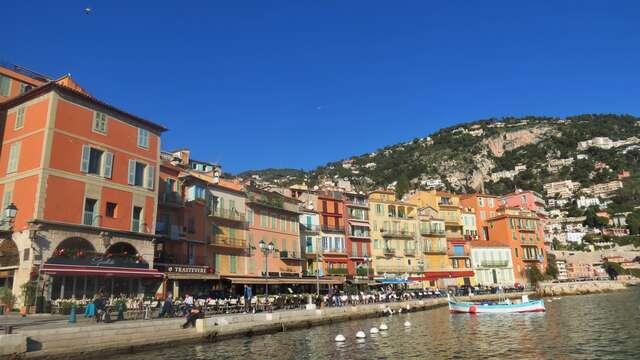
[41,264,163,278]
[224,276,344,285]
[417,271,475,280]
[166,273,220,280]
[348,220,370,227]
[376,279,413,284]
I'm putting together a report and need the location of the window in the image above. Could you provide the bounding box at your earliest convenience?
[15,108,25,130]
[280,216,286,232]
[247,209,254,225]
[480,211,486,220]
[81,145,113,178]
[322,200,327,212]
[0,75,10,96]
[19,83,32,94]
[93,112,107,134]
[488,198,494,208]
[137,128,149,148]
[260,214,267,227]
[187,216,195,233]
[229,199,236,212]
[230,256,237,273]
[132,206,143,232]
[281,239,287,252]
[271,216,276,229]
[128,160,154,189]
[83,198,98,226]
[375,204,383,215]
[2,190,12,217]
[362,244,368,256]
[106,202,117,218]
[478,197,484,207]
[515,248,519,257]
[7,142,20,174]
[352,242,357,257]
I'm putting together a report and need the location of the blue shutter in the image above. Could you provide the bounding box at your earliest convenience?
[80,145,90,172]
[128,160,135,185]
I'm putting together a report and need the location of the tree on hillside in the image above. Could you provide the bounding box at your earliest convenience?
[584,207,609,229]
[626,211,640,235]
[395,173,410,200]
[602,262,626,280]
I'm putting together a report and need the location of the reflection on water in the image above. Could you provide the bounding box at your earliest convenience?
[111,288,640,360]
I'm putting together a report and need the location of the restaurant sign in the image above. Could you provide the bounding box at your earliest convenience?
[166,265,211,274]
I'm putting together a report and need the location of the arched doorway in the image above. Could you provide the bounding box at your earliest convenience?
[106,242,139,257]
[0,238,19,288]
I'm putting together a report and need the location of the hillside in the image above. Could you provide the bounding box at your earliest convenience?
[239,114,640,196]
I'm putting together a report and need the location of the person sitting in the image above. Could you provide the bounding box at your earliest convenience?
[182,306,202,329]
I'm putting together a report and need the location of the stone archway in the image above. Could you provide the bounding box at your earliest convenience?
[0,238,19,268]
[53,237,96,257]
[106,242,139,257]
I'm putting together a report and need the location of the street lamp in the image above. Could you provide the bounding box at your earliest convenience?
[4,203,17,221]
[363,256,372,289]
[259,239,275,298]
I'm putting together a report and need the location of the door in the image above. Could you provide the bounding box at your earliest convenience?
[492,269,498,284]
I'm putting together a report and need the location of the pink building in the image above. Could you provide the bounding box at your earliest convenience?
[501,189,547,219]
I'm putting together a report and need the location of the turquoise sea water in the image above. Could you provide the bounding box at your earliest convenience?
[110,287,640,360]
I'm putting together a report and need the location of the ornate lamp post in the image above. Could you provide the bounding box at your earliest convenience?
[259,239,275,297]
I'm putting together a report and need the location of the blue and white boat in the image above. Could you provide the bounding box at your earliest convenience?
[448,294,545,314]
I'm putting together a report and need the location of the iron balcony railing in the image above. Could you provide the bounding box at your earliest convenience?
[349,231,370,238]
[322,247,347,254]
[448,249,470,258]
[346,199,369,207]
[280,251,303,260]
[420,228,446,236]
[480,260,509,267]
[381,229,416,238]
[383,247,396,256]
[375,265,410,273]
[321,225,344,233]
[404,248,417,256]
[210,235,247,248]
[423,246,447,254]
[160,191,184,206]
[302,224,322,232]
[209,207,247,222]
[327,268,348,275]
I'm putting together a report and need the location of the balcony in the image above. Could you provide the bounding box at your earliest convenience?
[480,260,509,268]
[159,191,184,207]
[302,224,322,233]
[383,247,396,256]
[322,247,347,255]
[209,207,247,223]
[523,256,543,262]
[420,228,446,236]
[155,222,183,240]
[280,251,303,260]
[327,268,348,276]
[463,234,478,241]
[346,199,369,208]
[423,246,447,254]
[349,231,371,239]
[210,235,247,249]
[381,229,415,239]
[321,225,344,233]
[404,248,417,256]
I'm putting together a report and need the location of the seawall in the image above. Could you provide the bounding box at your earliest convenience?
[10,292,532,360]
[537,279,638,297]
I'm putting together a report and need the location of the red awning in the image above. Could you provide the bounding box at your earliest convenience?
[415,271,475,280]
[41,264,164,278]
[348,220,370,227]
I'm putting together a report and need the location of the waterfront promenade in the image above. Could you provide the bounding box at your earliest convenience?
[2,292,533,359]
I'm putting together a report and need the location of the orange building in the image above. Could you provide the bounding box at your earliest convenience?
[243,186,305,293]
[460,193,501,241]
[486,207,547,285]
[316,190,348,276]
[0,64,166,304]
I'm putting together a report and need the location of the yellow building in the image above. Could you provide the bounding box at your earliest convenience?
[368,190,421,285]
[408,190,476,287]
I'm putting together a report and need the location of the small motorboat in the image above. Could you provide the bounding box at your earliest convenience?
[448,294,545,314]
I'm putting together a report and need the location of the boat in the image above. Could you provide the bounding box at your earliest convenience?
[448,294,545,314]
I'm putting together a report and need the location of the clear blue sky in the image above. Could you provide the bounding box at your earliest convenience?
[5,1,640,173]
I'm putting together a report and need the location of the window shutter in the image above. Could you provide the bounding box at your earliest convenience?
[128,160,135,185]
[80,145,90,172]
[103,152,113,178]
[7,142,20,174]
[15,108,25,129]
[0,76,10,97]
[146,165,155,190]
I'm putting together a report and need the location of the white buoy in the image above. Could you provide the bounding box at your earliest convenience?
[379,323,388,331]
[404,321,411,327]
[356,331,366,338]
[406,304,411,310]
[335,334,346,342]
[370,327,379,334]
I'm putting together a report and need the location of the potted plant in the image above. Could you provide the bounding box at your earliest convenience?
[0,287,17,314]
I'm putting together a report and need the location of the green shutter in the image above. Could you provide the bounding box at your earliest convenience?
[0,76,10,97]
[103,152,113,178]
[128,160,135,185]
[7,142,20,174]
[145,165,155,189]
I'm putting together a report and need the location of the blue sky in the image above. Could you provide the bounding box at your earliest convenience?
[4,1,640,173]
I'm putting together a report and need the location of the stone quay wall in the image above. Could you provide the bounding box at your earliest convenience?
[12,292,532,359]
[537,279,638,297]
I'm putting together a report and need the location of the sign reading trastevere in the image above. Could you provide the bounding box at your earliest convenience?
[166,265,210,273]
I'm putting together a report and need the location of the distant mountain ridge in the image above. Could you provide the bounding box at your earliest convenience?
[237,114,640,196]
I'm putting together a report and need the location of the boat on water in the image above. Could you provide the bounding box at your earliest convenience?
[448,294,545,314]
